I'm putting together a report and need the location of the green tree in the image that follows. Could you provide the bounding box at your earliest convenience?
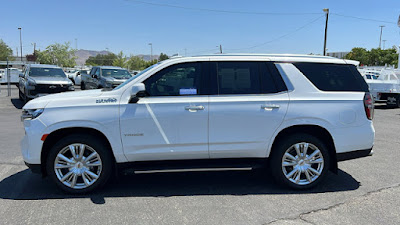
[36,42,76,67]
[0,39,13,61]
[345,47,398,67]
[112,51,127,68]
[127,56,147,70]
[86,53,117,66]
[158,53,169,61]
[344,48,369,65]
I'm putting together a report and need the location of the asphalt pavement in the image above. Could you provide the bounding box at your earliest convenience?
[0,85,399,225]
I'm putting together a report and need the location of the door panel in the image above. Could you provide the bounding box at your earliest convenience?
[208,93,289,158]
[120,96,209,161]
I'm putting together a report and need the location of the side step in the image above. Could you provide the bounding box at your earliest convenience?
[117,158,268,173]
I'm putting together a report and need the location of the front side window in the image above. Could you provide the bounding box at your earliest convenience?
[94,68,100,76]
[144,62,202,96]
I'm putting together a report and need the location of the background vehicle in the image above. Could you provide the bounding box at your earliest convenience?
[80,66,131,89]
[21,54,374,193]
[0,68,22,84]
[364,69,400,107]
[69,69,90,85]
[18,64,74,103]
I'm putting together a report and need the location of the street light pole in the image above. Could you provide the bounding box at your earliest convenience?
[379,25,385,49]
[148,43,153,61]
[18,27,22,62]
[323,8,329,56]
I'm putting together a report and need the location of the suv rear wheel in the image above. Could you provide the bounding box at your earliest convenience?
[269,133,330,189]
[46,134,113,194]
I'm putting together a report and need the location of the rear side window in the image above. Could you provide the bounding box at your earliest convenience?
[212,62,285,95]
[216,62,260,94]
[294,63,368,92]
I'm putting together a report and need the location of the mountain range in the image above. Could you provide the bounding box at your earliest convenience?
[74,49,159,65]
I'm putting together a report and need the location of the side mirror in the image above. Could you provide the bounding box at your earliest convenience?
[129,83,146,103]
[77,72,80,75]
[19,73,24,78]
[92,74,98,79]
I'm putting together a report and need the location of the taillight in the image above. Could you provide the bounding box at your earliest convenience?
[364,92,374,120]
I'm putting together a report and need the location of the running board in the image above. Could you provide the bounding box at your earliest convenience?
[117,158,267,173]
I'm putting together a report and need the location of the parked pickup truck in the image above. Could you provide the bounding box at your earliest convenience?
[364,69,400,107]
[18,64,74,103]
[80,66,132,90]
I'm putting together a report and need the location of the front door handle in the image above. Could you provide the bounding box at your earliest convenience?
[185,105,205,111]
[261,104,280,110]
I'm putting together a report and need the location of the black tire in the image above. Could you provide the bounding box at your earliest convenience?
[18,89,23,101]
[81,81,86,90]
[46,134,114,194]
[269,133,330,189]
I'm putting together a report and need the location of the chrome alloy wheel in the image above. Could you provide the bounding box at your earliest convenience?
[281,142,324,185]
[54,143,102,189]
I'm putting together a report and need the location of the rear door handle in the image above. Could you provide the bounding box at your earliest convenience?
[185,105,205,111]
[261,104,280,109]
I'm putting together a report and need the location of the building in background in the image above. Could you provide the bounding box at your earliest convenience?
[327,51,349,59]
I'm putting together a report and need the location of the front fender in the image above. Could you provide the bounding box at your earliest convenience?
[43,120,127,163]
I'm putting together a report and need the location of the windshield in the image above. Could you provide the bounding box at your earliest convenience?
[102,69,131,78]
[113,63,160,91]
[29,68,66,77]
[80,70,89,75]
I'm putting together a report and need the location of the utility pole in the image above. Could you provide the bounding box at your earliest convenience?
[219,44,222,54]
[18,27,22,62]
[148,43,153,61]
[379,25,385,49]
[323,8,329,56]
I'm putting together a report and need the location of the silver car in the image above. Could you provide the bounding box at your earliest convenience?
[18,64,74,103]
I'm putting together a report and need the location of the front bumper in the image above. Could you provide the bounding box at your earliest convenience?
[337,148,373,162]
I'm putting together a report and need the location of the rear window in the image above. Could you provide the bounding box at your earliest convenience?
[294,63,368,92]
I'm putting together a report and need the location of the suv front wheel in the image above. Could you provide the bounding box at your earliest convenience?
[269,134,330,189]
[46,134,113,194]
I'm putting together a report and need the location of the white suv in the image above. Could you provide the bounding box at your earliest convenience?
[21,54,375,193]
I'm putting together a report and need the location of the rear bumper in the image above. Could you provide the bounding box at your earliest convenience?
[24,162,42,174]
[337,148,373,162]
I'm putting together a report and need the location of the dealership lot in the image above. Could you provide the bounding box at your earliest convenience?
[0,85,399,224]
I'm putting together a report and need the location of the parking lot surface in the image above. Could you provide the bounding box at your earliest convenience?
[0,85,399,225]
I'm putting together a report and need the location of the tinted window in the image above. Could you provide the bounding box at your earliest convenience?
[216,62,261,94]
[294,63,368,92]
[102,69,131,78]
[29,68,66,77]
[144,62,202,96]
[214,62,283,95]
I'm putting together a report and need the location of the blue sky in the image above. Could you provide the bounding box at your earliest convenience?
[1,0,399,56]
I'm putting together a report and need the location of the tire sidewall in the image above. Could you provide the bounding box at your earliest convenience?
[46,134,114,194]
[270,133,330,189]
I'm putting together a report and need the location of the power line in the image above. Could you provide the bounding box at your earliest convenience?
[225,15,325,52]
[124,0,321,15]
[331,13,397,25]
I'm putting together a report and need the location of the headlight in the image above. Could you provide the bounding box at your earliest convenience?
[21,108,44,121]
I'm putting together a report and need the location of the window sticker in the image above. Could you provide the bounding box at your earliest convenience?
[179,88,197,95]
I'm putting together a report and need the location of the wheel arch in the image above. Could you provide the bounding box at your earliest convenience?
[269,124,338,173]
[40,127,116,176]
